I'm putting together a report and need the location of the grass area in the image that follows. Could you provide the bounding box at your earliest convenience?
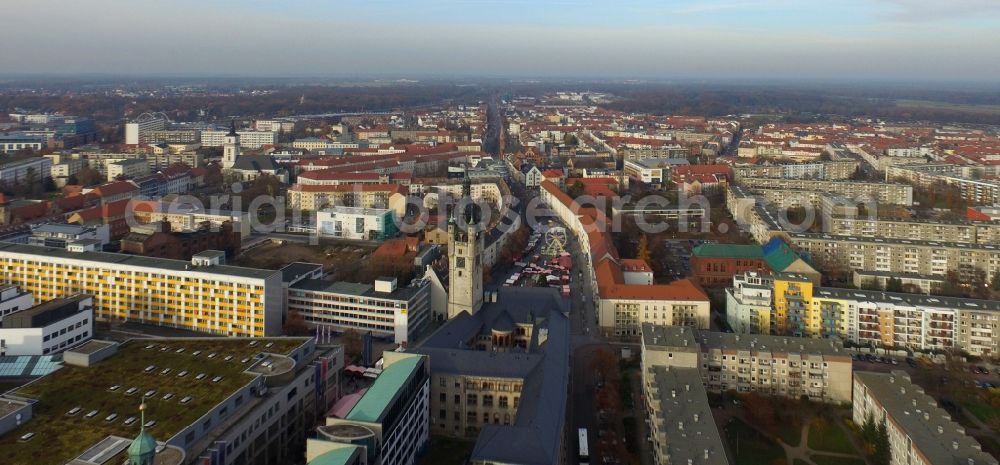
[807,420,857,455]
[725,418,785,465]
[961,399,999,424]
[0,338,308,465]
[234,242,374,271]
[417,437,475,465]
[896,99,1000,115]
[776,421,802,447]
[811,455,865,465]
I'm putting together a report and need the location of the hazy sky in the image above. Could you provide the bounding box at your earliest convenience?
[4,0,999,81]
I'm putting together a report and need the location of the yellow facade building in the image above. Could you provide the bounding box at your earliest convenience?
[0,243,283,337]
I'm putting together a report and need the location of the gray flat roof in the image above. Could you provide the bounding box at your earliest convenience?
[291,278,425,301]
[789,232,1000,252]
[815,287,1000,312]
[651,366,729,465]
[0,243,278,280]
[854,371,998,465]
[642,324,849,358]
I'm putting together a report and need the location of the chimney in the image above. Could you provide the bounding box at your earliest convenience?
[671,389,676,398]
[693,413,700,422]
[704,449,709,460]
[678,421,684,430]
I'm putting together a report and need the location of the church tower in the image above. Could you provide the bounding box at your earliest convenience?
[127,399,157,465]
[222,120,240,169]
[447,177,484,319]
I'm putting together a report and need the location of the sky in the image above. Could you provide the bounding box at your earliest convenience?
[3,0,999,82]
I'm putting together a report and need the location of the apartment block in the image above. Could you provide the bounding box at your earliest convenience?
[824,216,1000,245]
[0,243,283,337]
[732,160,858,181]
[642,323,853,403]
[200,130,276,149]
[287,183,407,216]
[787,233,1000,283]
[852,371,997,465]
[737,177,914,205]
[726,271,1000,357]
[643,365,729,465]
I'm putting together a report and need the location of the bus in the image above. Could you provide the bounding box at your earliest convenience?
[578,428,589,464]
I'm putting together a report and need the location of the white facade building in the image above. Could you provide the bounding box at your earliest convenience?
[0,294,93,356]
[316,207,398,241]
[287,278,431,344]
[201,130,277,149]
[0,285,33,321]
[124,114,168,145]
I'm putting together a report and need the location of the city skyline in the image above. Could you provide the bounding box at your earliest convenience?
[4,0,999,81]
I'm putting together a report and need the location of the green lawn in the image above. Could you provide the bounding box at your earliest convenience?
[811,454,866,465]
[962,400,999,424]
[725,418,785,465]
[0,338,308,465]
[776,421,802,447]
[807,420,857,455]
[417,437,475,465]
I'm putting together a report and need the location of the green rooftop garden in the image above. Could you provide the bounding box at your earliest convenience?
[0,337,308,465]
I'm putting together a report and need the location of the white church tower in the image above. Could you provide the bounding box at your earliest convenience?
[447,177,484,319]
[222,120,240,169]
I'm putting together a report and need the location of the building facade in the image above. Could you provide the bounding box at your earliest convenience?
[0,295,93,356]
[288,278,431,345]
[0,243,283,337]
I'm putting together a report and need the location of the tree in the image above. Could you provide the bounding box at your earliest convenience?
[992,271,1000,291]
[885,277,903,293]
[75,165,103,187]
[282,310,309,336]
[567,180,585,198]
[743,393,777,432]
[342,328,363,363]
[590,347,618,384]
[637,235,651,264]
[873,419,891,465]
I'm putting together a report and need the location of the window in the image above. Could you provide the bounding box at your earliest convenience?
[454,394,460,405]
[439,409,446,419]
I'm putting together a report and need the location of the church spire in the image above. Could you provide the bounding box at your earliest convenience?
[128,397,157,465]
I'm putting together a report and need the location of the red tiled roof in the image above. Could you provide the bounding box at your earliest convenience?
[289,183,405,195]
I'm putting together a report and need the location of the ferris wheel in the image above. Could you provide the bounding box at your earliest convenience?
[542,226,567,257]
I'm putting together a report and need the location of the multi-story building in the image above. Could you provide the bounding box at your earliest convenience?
[852,371,998,465]
[0,135,46,153]
[0,337,344,465]
[414,287,570,465]
[643,364,729,465]
[732,160,858,181]
[623,157,689,187]
[288,277,431,345]
[726,271,1000,357]
[201,130,276,149]
[887,163,1000,206]
[307,352,429,465]
[0,157,53,187]
[131,201,252,239]
[0,294,93,356]
[124,113,169,145]
[106,158,150,180]
[447,189,484,319]
[0,243,283,337]
[737,177,914,205]
[825,215,1000,245]
[316,206,398,241]
[0,285,33,320]
[28,223,109,250]
[287,183,408,216]
[690,238,819,287]
[642,323,853,403]
[787,233,1000,284]
[596,259,712,337]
